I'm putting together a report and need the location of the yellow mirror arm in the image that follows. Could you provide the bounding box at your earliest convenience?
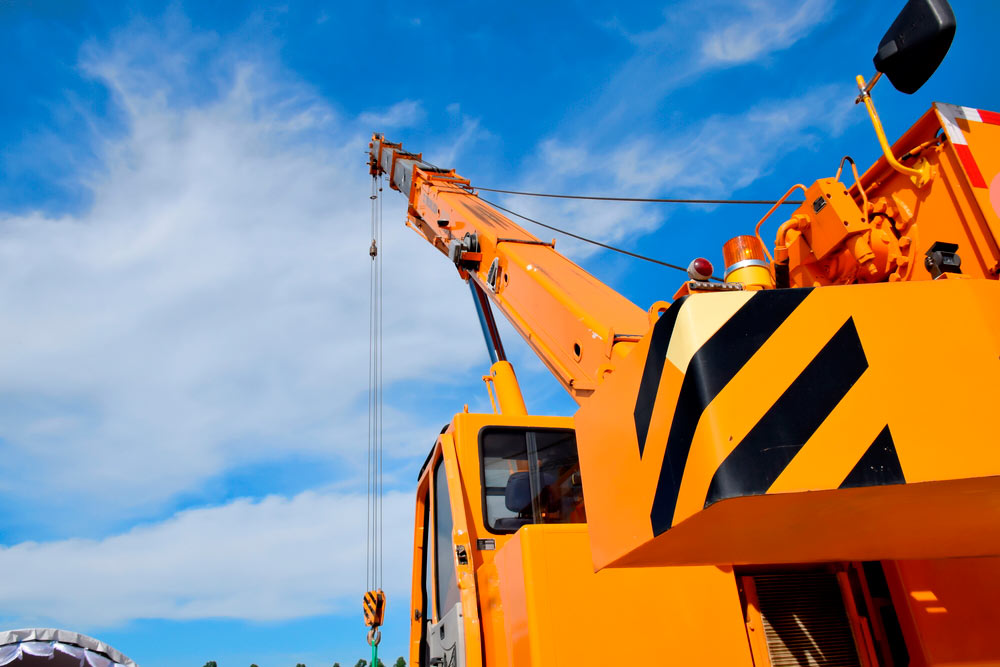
[856,74,932,187]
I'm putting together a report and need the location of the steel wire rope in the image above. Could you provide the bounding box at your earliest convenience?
[367,174,375,593]
[477,196,725,280]
[367,172,386,595]
[471,186,804,206]
[416,153,801,206]
[418,157,785,279]
[377,173,384,591]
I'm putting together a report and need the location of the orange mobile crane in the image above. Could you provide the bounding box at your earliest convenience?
[369,1,1000,665]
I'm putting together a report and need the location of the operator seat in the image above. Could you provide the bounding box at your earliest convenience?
[493,471,556,532]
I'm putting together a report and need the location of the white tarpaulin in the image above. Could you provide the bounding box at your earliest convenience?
[0,629,136,667]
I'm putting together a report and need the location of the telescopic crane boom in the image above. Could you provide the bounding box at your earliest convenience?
[369,136,649,402]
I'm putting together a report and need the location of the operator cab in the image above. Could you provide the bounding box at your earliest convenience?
[411,413,585,667]
[480,426,586,533]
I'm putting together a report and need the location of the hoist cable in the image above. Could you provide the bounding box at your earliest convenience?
[377,174,384,590]
[367,173,385,595]
[472,185,804,206]
[362,176,387,649]
[366,176,375,593]
[479,197,723,279]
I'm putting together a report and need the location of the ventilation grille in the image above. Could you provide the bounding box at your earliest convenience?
[754,571,861,667]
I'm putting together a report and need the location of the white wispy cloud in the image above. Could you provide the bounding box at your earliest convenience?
[0,16,482,535]
[580,0,834,141]
[607,84,855,192]
[612,0,830,63]
[0,490,412,628]
[359,99,426,129]
[698,0,831,66]
[432,113,489,169]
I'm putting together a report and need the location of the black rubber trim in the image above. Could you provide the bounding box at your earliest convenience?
[417,424,451,481]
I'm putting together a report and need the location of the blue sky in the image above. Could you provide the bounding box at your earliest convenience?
[1,1,998,665]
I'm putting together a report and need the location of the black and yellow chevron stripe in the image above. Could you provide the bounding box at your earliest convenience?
[634,289,905,538]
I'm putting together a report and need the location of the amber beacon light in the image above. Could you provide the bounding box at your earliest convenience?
[722,234,774,288]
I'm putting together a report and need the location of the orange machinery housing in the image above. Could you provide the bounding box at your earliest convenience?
[369,8,1000,666]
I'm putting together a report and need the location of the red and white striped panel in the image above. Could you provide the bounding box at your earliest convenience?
[935,103,1000,188]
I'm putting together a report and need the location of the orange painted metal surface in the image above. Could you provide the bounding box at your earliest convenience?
[886,557,1000,666]
[777,106,1000,286]
[408,474,430,666]
[412,413,756,667]
[576,278,1000,569]
[493,525,752,666]
[410,413,576,667]
[386,101,1000,667]
[407,408,1000,667]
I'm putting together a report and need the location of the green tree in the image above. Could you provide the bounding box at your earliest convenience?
[333,663,341,667]
[354,660,367,667]
[202,662,217,667]
[394,658,406,667]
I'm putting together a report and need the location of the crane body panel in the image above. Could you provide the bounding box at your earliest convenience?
[411,409,1000,667]
[491,525,752,666]
[576,278,1000,570]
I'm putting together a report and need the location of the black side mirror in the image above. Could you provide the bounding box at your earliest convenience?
[874,0,956,94]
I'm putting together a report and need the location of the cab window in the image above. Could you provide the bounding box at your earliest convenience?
[433,457,460,617]
[480,427,585,533]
